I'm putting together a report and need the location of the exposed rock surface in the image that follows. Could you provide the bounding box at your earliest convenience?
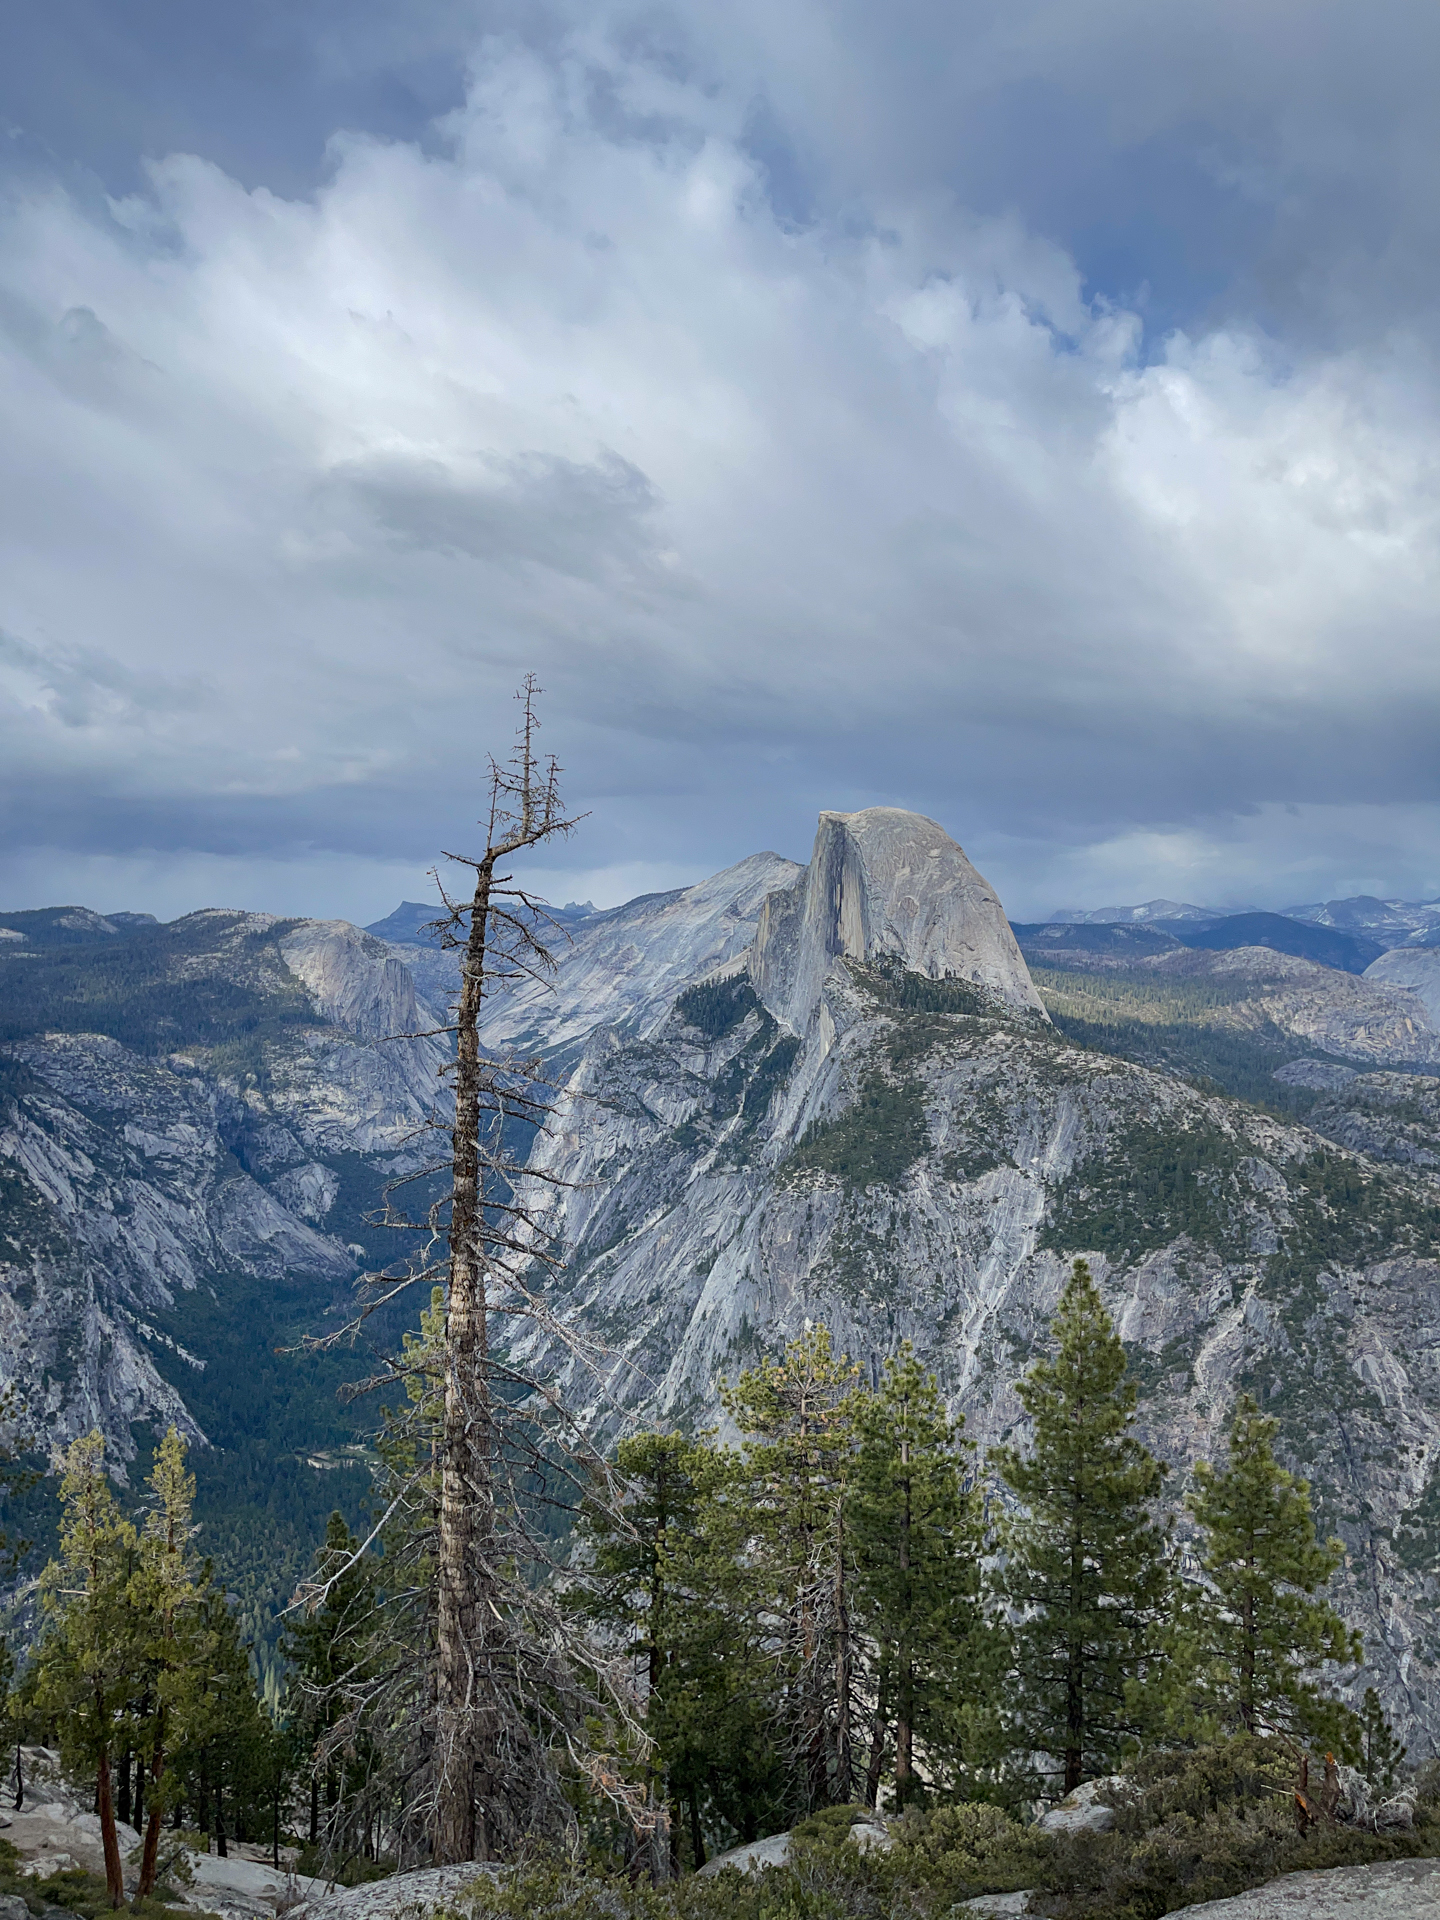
[1367,948,1440,1026]
[750,810,1044,1034]
[1035,1777,1125,1834]
[0,911,446,1465]
[1146,948,1440,1066]
[492,813,1440,1756]
[695,1811,890,1877]
[279,922,428,1045]
[696,1832,793,1876]
[287,1864,500,1920]
[475,852,805,1062]
[1299,1073,1440,1171]
[182,1853,331,1919]
[1177,1857,1440,1917]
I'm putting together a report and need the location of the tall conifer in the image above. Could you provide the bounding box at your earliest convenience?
[131,1427,205,1897]
[992,1259,1171,1793]
[1181,1394,1361,1750]
[722,1325,861,1813]
[576,1434,779,1867]
[849,1344,998,1806]
[33,1432,137,1907]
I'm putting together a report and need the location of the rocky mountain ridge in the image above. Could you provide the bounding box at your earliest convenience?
[0,909,445,1470]
[1046,893,1440,946]
[482,811,1440,1756]
[5,814,1440,1750]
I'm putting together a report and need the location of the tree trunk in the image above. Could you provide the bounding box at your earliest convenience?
[1065,1502,1085,1794]
[864,1664,889,1810]
[689,1788,705,1869]
[435,860,497,1864]
[117,1749,131,1827]
[895,1455,913,1804]
[96,1745,125,1909]
[216,1776,228,1859]
[833,1498,852,1803]
[308,1772,317,1846]
[137,1721,166,1897]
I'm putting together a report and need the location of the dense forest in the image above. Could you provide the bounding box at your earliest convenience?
[4,1261,1433,1920]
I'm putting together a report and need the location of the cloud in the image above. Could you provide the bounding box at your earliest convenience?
[1,15,1438,924]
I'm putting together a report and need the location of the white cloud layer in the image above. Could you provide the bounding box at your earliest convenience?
[2,15,1439,922]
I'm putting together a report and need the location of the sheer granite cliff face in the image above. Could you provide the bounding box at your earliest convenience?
[749,809,1045,1033]
[474,812,1440,1758]
[7,816,1440,1751]
[0,915,446,1467]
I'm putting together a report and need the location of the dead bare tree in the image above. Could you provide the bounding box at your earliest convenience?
[295,679,654,1867]
[429,677,583,1862]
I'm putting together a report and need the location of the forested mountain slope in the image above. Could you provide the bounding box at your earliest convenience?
[0,908,448,1692]
[489,812,1440,1757]
[5,813,1440,1744]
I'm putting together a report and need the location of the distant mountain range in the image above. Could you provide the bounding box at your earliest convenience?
[1048,893,1440,948]
[1014,911,1391,977]
[5,827,1440,1746]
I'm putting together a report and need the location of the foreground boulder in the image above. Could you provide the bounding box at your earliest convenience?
[287,1865,500,1920]
[695,1833,793,1877]
[1179,1856,1440,1917]
[1035,1777,1130,1835]
[696,1809,892,1876]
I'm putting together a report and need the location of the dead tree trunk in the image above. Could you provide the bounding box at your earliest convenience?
[432,679,579,1864]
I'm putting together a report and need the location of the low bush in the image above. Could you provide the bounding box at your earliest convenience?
[0,1840,211,1920]
[1033,1740,1440,1920]
[428,1739,1440,1920]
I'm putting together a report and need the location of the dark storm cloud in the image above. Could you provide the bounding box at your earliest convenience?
[2,1,1439,923]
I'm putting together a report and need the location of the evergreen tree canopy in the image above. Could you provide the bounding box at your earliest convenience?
[32,1431,141,1907]
[991,1259,1172,1793]
[280,1510,381,1855]
[576,1433,780,1868]
[850,1344,1000,1806]
[1183,1393,1362,1752]
[721,1325,863,1813]
[128,1427,210,1896]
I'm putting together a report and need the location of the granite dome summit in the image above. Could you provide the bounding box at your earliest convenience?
[5,808,1440,1750]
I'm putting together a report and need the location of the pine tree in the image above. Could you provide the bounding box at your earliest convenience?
[992,1259,1172,1794]
[577,1434,698,1870]
[32,1432,138,1906]
[1182,1394,1362,1750]
[1358,1687,1406,1793]
[576,1433,782,1867]
[722,1325,861,1814]
[130,1427,206,1897]
[281,1512,379,1853]
[849,1345,999,1807]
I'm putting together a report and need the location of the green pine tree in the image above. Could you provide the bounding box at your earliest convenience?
[849,1344,1000,1808]
[1181,1394,1362,1751]
[991,1259,1172,1793]
[280,1511,379,1853]
[1358,1687,1406,1792]
[129,1426,207,1896]
[32,1432,138,1907]
[577,1431,782,1866]
[172,1583,278,1854]
[722,1325,862,1814]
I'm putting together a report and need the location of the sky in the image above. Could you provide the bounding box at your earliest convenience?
[3,0,1440,926]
